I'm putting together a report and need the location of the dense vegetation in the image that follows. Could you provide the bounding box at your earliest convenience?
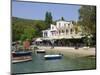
[12,12,53,42]
[12,17,46,41]
[45,12,53,28]
[79,5,96,35]
[78,5,96,46]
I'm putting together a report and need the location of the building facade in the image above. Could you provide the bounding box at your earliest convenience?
[42,20,82,40]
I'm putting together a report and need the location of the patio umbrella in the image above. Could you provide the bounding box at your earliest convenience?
[35,38,43,42]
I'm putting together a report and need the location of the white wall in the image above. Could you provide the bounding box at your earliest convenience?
[50,24,56,30]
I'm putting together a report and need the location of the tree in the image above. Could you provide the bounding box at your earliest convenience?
[20,26,37,42]
[79,6,96,46]
[79,6,96,35]
[45,11,53,28]
[61,17,64,21]
[49,12,52,24]
[12,17,47,41]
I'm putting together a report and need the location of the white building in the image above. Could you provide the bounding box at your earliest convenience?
[42,20,82,40]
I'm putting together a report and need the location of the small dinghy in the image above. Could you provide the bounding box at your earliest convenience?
[12,51,32,57]
[44,54,62,60]
[12,51,32,63]
[36,49,46,53]
[12,56,32,63]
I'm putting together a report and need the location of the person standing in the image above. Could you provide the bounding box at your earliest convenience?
[23,39,30,50]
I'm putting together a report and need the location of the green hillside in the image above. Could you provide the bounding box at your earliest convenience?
[12,17,46,41]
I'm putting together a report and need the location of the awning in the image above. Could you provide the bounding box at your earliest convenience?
[42,35,83,40]
[35,38,43,42]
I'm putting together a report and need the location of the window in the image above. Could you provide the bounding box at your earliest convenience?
[70,29,73,34]
[68,24,70,26]
[59,23,60,27]
[52,26,54,29]
[52,32,53,36]
[59,30,60,34]
[66,29,68,34]
[62,30,64,33]
[64,23,66,27]
[59,23,61,25]
[44,32,47,37]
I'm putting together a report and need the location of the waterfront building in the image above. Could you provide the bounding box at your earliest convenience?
[42,20,83,40]
[34,20,84,47]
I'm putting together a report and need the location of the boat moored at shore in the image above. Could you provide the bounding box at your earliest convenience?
[12,51,32,63]
[36,49,46,53]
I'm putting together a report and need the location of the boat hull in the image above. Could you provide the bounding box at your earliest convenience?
[12,51,32,57]
[36,50,46,53]
[12,51,32,63]
[12,56,32,63]
[44,55,62,60]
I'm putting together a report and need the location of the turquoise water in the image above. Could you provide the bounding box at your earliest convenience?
[11,53,96,74]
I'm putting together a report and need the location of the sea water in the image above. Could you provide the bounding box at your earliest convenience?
[11,52,96,74]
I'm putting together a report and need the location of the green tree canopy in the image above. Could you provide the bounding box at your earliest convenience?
[61,17,65,21]
[79,6,96,46]
[79,6,96,35]
[45,11,53,28]
[12,17,46,41]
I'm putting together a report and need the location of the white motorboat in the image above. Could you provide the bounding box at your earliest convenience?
[44,54,62,60]
[36,49,46,53]
[12,56,32,63]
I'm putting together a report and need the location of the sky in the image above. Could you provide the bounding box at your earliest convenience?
[12,1,81,21]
